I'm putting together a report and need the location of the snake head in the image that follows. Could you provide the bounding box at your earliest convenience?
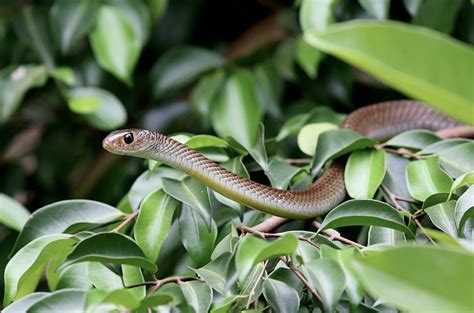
[103,129,157,157]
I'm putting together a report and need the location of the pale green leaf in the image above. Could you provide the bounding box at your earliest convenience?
[345,149,386,199]
[0,193,30,231]
[406,156,452,201]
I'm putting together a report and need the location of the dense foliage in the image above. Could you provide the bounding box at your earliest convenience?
[1,0,473,312]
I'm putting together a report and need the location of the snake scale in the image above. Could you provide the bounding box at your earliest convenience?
[103,100,463,219]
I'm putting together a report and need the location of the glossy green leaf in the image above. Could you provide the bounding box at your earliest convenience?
[190,69,225,126]
[186,134,229,149]
[134,189,178,263]
[49,0,99,54]
[111,0,151,46]
[345,149,386,199]
[311,129,376,176]
[56,263,91,290]
[450,171,474,194]
[267,159,304,190]
[85,288,141,311]
[236,233,298,282]
[179,204,217,267]
[63,232,157,272]
[4,234,78,305]
[254,61,283,119]
[194,252,232,296]
[455,186,474,235]
[303,258,345,312]
[297,122,338,156]
[89,5,140,84]
[406,156,452,201]
[299,0,338,32]
[163,176,212,228]
[425,200,458,237]
[211,296,242,313]
[419,138,470,155]
[211,68,264,150]
[128,167,184,210]
[384,130,441,150]
[263,278,300,313]
[68,87,127,130]
[304,20,474,125]
[86,262,123,291]
[122,265,145,300]
[368,226,405,245]
[13,200,122,253]
[0,193,30,231]
[358,0,390,19]
[319,199,413,237]
[0,65,48,123]
[437,142,474,177]
[2,292,49,313]
[412,0,463,33]
[351,246,474,312]
[320,245,364,307]
[382,153,412,210]
[50,67,75,86]
[151,46,223,98]
[28,289,86,313]
[276,113,310,142]
[181,281,213,313]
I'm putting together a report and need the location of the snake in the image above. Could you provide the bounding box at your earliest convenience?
[103,100,464,219]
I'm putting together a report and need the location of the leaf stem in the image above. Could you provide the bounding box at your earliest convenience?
[281,256,323,305]
[312,222,365,249]
[240,226,320,249]
[112,211,139,233]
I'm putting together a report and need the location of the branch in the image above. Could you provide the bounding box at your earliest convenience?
[249,216,288,232]
[112,211,139,233]
[312,222,365,249]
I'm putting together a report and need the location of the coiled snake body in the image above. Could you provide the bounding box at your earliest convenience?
[103,101,463,219]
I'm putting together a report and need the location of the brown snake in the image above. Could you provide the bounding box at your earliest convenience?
[103,100,468,219]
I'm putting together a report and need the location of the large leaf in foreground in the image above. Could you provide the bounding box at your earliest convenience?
[4,234,78,305]
[304,20,474,125]
[351,246,474,313]
[318,199,413,238]
[0,193,30,231]
[28,289,87,313]
[13,200,123,253]
[63,232,157,272]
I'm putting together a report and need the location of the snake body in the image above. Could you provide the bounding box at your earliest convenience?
[103,100,462,219]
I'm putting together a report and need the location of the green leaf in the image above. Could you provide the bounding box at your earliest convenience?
[49,67,75,86]
[128,167,184,210]
[13,200,123,253]
[267,159,304,190]
[151,46,224,98]
[263,278,300,313]
[147,0,168,21]
[455,186,474,235]
[295,36,323,78]
[382,153,412,210]
[297,122,338,156]
[254,62,283,118]
[351,245,474,312]
[3,292,49,313]
[302,258,346,312]
[437,142,474,177]
[276,113,311,142]
[403,0,423,16]
[56,263,91,290]
[89,5,140,84]
[368,226,405,245]
[419,138,470,155]
[186,134,229,149]
[412,0,463,33]
[27,289,87,313]
[211,68,264,150]
[181,281,213,313]
[162,176,212,228]
[194,252,232,296]
[0,193,30,231]
[425,200,458,238]
[179,205,217,267]
[0,65,48,123]
[345,149,386,199]
[85,288,141,311]
[450,171,474,194]
[299,0,338,32]
[406,156,452,201]
[122,265,146,300]
[236,233,298,282]
[319,199,413,237]
[190,69,225,127]
[358,0,391,20]
[111,0,151,46]
[68,87,127,130]
[384,130,441,150]
[63,232,157,272]
[304,20,474,125]
[86,262,123,291]
[134,189,178,263]
[4,234,78,305]
[311,129,376,176]
[49,0,99,54]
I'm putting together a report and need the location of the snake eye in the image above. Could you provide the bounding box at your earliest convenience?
[123,133,134,144]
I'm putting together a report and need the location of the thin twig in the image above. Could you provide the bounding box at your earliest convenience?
[147,276,198,294]
[312,222,365,249]
[240,226,320,249]
[281,257,323,304]
[379,146,421,159]
[284,158,312,164]
[248,216,288,233]
[112,211,139,233]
